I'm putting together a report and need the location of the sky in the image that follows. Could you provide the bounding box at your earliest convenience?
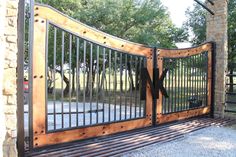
[161,0,194,28]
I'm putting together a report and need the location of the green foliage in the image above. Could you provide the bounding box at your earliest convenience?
[183,4,206,46]
[34,0,189,95]
[37,0,187,48]
[184,0,236,65]
[228,0,236,64]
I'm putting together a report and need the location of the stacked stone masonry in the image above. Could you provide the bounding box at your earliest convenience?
[206,0,228,117]
[1,0,19,157]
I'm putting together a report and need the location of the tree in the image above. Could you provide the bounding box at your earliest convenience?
[184,0,236,92]
[183,3,206,46]
[37,0,188,96]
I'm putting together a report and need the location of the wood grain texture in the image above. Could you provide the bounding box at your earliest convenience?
[34,118,151,147]
[158,43,212,58]
[32,17,47,147]
[34,4,152,57]
[157,107,210,124]
[156,57,163,122]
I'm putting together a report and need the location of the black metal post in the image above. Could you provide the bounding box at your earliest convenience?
[211,42,216,118]
[152,47,157,126]
[28,0,35,151]
[17,0,25,156]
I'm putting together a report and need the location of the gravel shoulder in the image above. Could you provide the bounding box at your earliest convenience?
[123,126,236,157]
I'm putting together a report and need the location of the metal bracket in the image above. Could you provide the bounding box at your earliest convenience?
[194,0,215,15]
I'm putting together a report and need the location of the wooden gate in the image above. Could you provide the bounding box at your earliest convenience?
[28,3,214,149]
[155,43,214,124]
[31,4,154,148]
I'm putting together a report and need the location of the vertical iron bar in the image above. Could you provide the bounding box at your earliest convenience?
[83,40,86,126]
[120,53,123,120]
[89,43,93,125]
[143,58,147,117]
[139,57,142,117]
[28,0,35,150]
[134,56,138,118]
[114,51,117,121]
[180,59,183,111]
[76,38,80,127]
[174,61,177,112]
[183,57,186,110]
[194,55,198,107]
[168,60,171,113]
[196,56,199,105]
[108,49,111,122]
[69,34,72,128]
[171,62,175,112]
[102,48,106,122]
[53,28,57,130]
[163,60,167,114]
[205,52,209,106]
[152,48,157,125]
[187,56,189,110]
[129,56,133,118]
[201,53,204,106]
[125,54,127,119]
[191,55,194,107]
[61,31,65,128]
[177,60,180,111]
[96,46,99,124]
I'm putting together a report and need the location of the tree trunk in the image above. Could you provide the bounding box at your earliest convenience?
[62,73,70,96]
[56,69,70,96]
[72,67,75,96]
[85,68,90,96]
[127,62,134,90]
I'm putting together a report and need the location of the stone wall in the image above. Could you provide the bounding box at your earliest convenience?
[0,0,19,157]
[206,0,228,117]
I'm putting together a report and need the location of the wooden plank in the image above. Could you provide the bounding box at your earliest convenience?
[34,4,152,57]
[158,43,212,58]
[146,55,154,122]
[158,107,210,124]
[28,118,200,156]
[32,16,47,148]
[34,118,151,147]
[156,57,163,123]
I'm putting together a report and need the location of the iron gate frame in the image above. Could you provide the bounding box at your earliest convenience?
[20,2,216,152]
[30,3,154,148]
[155,42,215,124]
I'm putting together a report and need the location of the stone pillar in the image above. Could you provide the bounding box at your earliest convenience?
[0,1,7,157]
[0,0,19,156]
[206,0,228,117]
